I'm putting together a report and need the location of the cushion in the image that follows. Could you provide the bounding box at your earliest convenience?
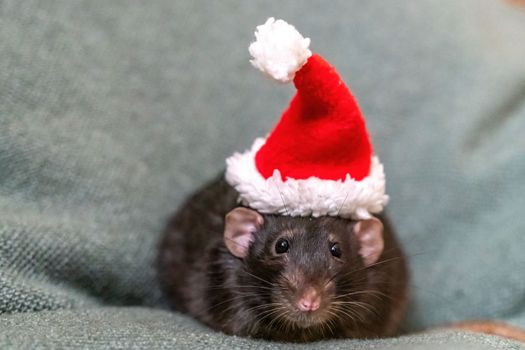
[1,0,524,348]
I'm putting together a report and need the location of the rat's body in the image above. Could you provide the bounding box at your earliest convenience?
[158,175,408,342]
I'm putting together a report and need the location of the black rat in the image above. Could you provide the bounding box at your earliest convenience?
[157,175,409,342]
[157,17,408,343]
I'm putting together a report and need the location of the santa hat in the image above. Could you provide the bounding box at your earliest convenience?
[225,18,388,220]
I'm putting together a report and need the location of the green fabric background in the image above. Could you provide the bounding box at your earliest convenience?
[1,0,525,349]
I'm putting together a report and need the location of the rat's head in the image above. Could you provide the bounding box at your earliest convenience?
[224,207,384,331]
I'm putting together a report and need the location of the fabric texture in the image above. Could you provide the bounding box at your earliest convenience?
[1,0,525,349]
[0,308,522,350]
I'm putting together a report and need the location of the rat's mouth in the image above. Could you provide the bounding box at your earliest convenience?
[269,285,336,329]
[281,303,333,329]
[292,315,325,329]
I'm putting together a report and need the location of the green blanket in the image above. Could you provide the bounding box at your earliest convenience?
[1,1,525,349]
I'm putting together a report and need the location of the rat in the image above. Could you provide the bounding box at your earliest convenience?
[157,174,409,342]
[156,17,525,343]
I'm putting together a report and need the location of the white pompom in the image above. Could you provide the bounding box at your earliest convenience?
[249,17,312,83]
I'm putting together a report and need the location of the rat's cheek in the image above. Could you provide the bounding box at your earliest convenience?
[322,280,336,303]
[280,268,302,294]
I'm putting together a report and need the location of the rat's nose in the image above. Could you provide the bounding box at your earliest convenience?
[297,287,321,312]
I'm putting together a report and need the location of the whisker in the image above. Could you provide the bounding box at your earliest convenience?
[327,249,433,287]
[333,304,364,323]
[254,305,286,321]
[241,268,276,287]
[324,309,340,335]
[198,290,267,315]
[323,250,402,288]
[336,190,350,217]
[332,300,380,319]
[207,284,274,292]
[275,310,290,334]
[245,303,283,313]
[332,290,395,304]
[317,318,326,339]
[250,304,280,332]
[220,300,280,322]
[330,255,405,283]
[307,320,314,340]
[272,178,290,216]
[200,294,247,313]
[266,307,289,330]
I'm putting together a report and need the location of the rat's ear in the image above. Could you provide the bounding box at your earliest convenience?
[224,207,264,258]
[353,217,384,266]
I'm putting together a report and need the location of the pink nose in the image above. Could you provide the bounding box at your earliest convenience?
[297,287,321,312]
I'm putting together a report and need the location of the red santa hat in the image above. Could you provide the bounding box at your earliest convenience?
[225,18,388,220]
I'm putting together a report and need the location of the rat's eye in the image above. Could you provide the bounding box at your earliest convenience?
[275,238,289,254]
[330,242,342,258]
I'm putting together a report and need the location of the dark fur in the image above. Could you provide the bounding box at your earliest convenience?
[157,175,408,342]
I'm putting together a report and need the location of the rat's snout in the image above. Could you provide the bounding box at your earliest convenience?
[297,287,321,312]
[278,270,336,327]
[280,265,335,322]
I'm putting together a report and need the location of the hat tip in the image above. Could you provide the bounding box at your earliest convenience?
[248,17,312,83]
